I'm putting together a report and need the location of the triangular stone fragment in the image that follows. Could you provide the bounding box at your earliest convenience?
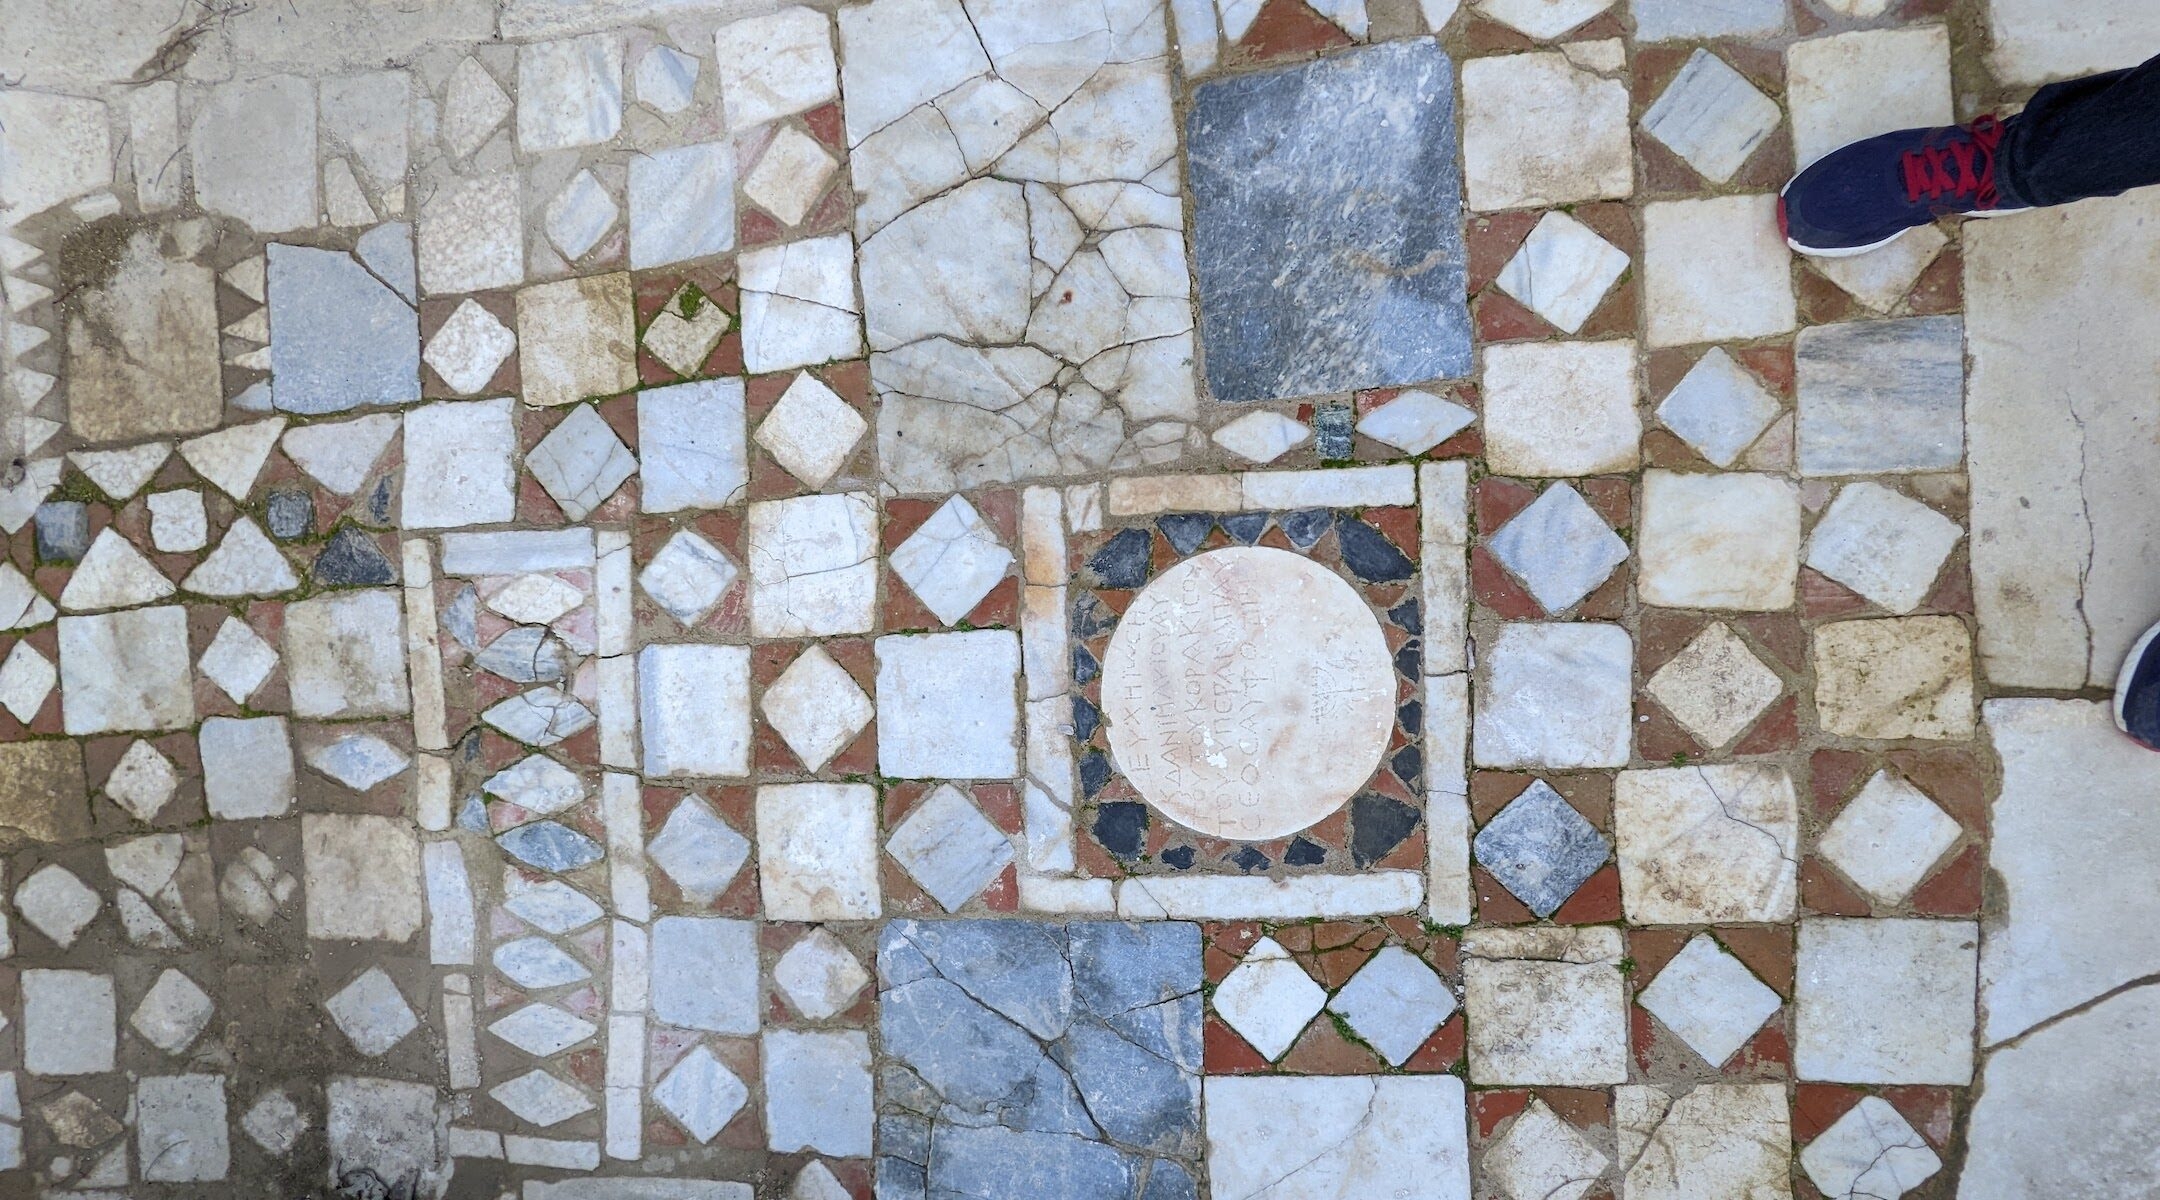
[0,562,55,629]
[59,529,175,611]
[223,257,266,303]
[281,413,399,495]
[68,443,171,500]
[179,417,287,500]
[184,517,300,596]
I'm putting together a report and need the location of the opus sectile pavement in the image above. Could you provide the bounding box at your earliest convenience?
[2,0,2160,1197]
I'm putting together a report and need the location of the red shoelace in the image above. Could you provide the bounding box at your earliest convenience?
[1901,114,2005,209]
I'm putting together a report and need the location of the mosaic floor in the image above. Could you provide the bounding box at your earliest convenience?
[3,0,2160,1195]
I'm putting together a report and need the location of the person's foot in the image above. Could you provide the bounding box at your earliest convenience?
[2115,618,2160,750]
[1779,115,2029,257]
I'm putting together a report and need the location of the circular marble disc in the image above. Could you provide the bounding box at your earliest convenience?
[1100,546,1395,842]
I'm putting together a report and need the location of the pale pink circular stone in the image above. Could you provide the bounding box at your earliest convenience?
[1101,546,1394,841]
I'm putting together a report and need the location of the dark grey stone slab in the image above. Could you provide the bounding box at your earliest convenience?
[1187,38,1472,404]
[34,501,89,563]
[878,920,1204,1198]
[267,243,420,414]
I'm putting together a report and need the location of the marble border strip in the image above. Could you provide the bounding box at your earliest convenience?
[1421,462,1472,924]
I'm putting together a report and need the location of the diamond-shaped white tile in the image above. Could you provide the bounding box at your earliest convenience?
[773,928,870,1021]
[15,863,100,948]
[484,754,587,816]
[241,1091,308,1157]
[890,496,1014,626]
[490,1068,595,1127]
[759,644,873,771]
[755,373,867,489]
[0,640,54,723]
[1355,389,1478,455]
[198,616,278,704]
[1212,936,1326,1062]
[1800,1095,1942,1200]
[303,733,411,792]
[1817,771,1962,906]
[638,529,739,626]
[1636,933,1782,1067]
[1326,945,1456,1066]
[1211,410,1310,464]
[1495,212,1630,334]
[529,405,637,522]
[1484,1098,1609,1200]
[493,936,593,990]
[487,573,585,626]
[1804,482,1963,615]
[1813,224,1949,314]
[130,968,214,1055]
[105,740,180,822]
[1645,623,1783,748]
[424,299,516,395]
[745,126,839,227]
[1655,348,1781,468]
[545,169,618,262]
[325,967,419,1057]
[1487,483,1629,613]
[646,793,751,905]
[652,1045,748,1142]
[504,878,604,934]
[488,1002,597,1057]
[641,287,729,378]
[1641,49,1782,184]
[886,784,1014,913]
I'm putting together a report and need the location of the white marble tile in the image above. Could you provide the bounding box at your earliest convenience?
[637,643,751,777]
[1462,52,1632,211]
[763,1029,872,1156]
[747,492,879,637]
[518,33,623,153]
[715,6,840,129]
[1616,763,1798,924]
[1494,212,1629,333]
[875,630,1022,778]
[1472,623,1632,769]
[651,916,760,1034]
[639,379,747,512]
[401,399,517,528]
[1482,340,1639,477]
[1641,49,1781,184]
[756,782,881,920]
[1642,195,1795,347]
[1796,918,1977,1084]
[1638,470,1799,610]
[1206,1075,1470,1200]
[1787,26,1952,170]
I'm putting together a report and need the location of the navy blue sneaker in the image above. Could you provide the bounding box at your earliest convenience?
[1780,115,2030,257]
[2115,619,2160,750]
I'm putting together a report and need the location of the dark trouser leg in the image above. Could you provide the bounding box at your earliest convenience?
[1999,54,2160,207]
